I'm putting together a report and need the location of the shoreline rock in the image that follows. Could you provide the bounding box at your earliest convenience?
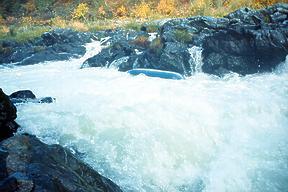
[82,3,288,76]
[0,134,122,192]
[202,4,288,75]
[0,89,19,142]
[0,29,96,66]
[0,89,122,191]
[1,4,287,76]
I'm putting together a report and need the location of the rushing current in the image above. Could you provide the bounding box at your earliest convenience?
[1,41,288,192]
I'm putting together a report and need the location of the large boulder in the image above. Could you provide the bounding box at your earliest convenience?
[0,89,19,142]
[117,40,192,74]
[9,90,36,100]
[9,90,55,104]
[0,29,96,66]
[82,41,136,69]
[202,3,288,75]
[0,134,122,192]
[160,4,288,76]
[160,16,229,46]
[81,29,146,69]
[82,32,193,75]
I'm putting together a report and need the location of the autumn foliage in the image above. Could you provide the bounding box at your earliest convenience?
[1,0,287,21]
[0,0,287,42]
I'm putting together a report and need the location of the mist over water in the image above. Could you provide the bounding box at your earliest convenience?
[1,41,288,191]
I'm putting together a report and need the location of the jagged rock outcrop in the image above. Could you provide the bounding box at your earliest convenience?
[0,29,96,66]
[82,31,194,75]
[82,3,288,76]
[0,89,122,191]
[0,89,19,142]
[202,4,288,75]
[81,29,147,69]
[0,134,122,192]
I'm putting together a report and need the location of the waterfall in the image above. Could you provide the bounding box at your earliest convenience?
[80,40,102,62]
[188,46,203,74]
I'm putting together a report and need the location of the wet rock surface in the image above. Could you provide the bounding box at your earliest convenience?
[9,90,55,104]
[82,3,288,76]
[0,134,122,192]
[0,29,96,66]
[82,30,194,75]
[202,4,288,75]
[0,4,287,76]
[0,89,19,142]
[0,89,122,191]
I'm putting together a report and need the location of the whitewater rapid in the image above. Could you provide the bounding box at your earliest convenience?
[0,41,288,192]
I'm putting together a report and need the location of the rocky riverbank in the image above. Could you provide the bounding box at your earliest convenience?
[83,3,288,76]
[1,4,287,76]
[0,29,97,66]
[0,89,122,191]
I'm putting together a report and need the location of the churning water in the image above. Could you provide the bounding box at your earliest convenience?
[0,41,288,192]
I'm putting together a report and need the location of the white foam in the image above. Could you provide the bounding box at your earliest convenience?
[188,46,203,74]
[1,46,288,192]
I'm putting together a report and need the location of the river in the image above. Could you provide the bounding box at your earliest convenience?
[1,41,288,192]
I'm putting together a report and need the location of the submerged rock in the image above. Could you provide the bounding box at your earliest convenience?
[0,134,122,192]
[0,89,19,142]
[9,90,55,104]
[9,90,36,100]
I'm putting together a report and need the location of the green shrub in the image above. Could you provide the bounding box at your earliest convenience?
[174,29,192,44]
[0,26,50,42]
[123,21,142,31]
[145,23,159,33]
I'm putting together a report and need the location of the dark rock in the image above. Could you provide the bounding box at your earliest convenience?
[160,16,229,46]
[225,7,264,25]
[0,134,122,192]
[20,50,74,66]
[38,97,55,104]
[116,41,192,75]
[160,3,288,76]
[271,11,287,23]
[202,4,288,75]
[0,89,19,142]
[9,90,55,104]
[10,90,36,100]
[0,176,18,192]
[159,42,191,75]
[0,29,96,66]
[83,41,136,69]
[81,30,142,69]
[0,148,8,180]
[82,31,192,75]
[82,4,288,76]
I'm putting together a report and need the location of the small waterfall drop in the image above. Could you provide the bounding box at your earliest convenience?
[188,46,203,74]
[81,40,102,61]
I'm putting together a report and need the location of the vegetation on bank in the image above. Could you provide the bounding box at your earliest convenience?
[0,0,287,42]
